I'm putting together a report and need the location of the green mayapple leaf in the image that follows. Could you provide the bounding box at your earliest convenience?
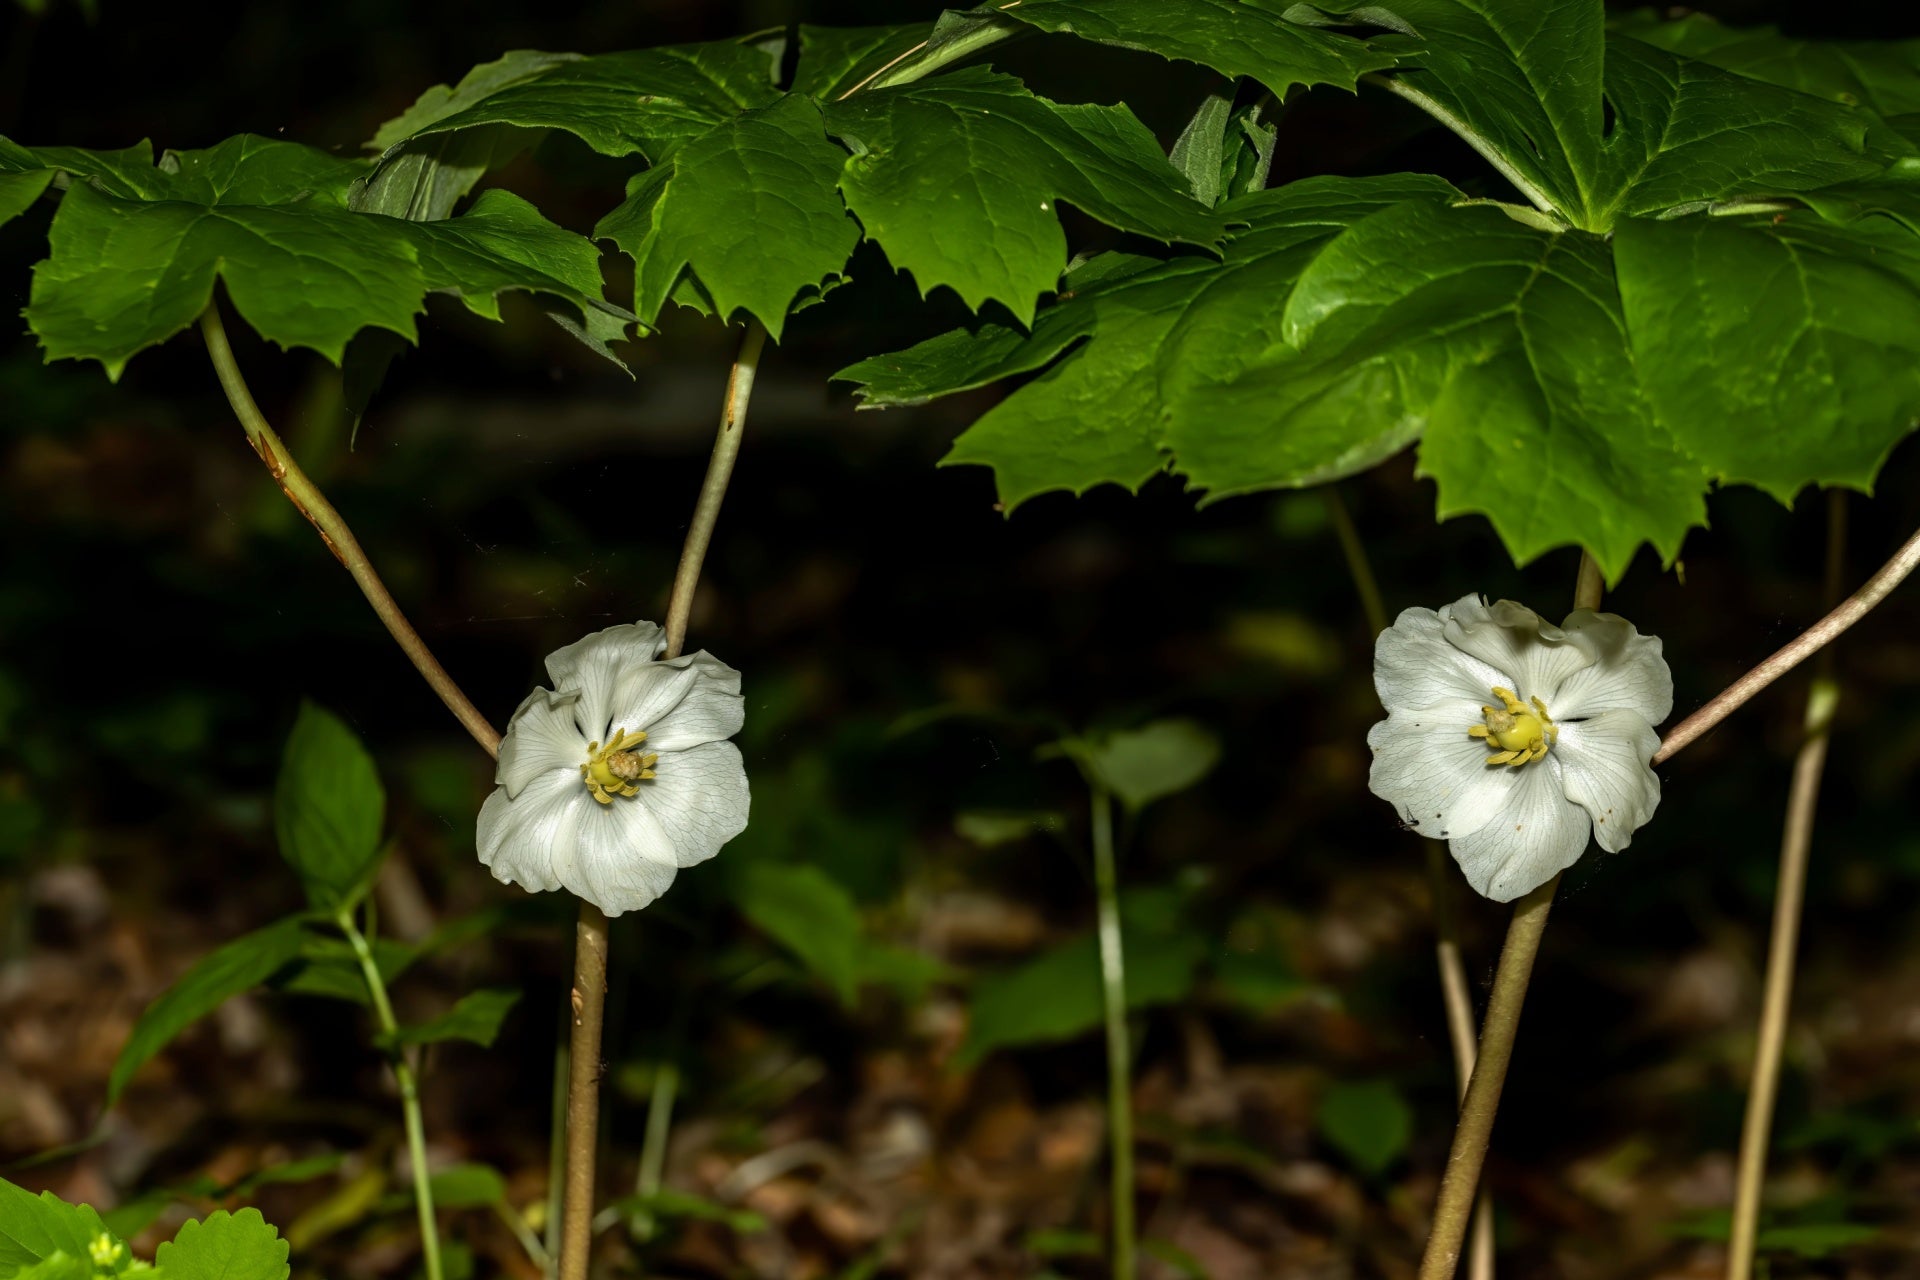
[380,987,523,1049]
[275,702,384,911]
[1614,210,1920,504]
[107,916,310,1104]
[595,93,859,338]
[366,39,784,163]
[999,0,1402,97]
[4,135,631,377]
[1327,0,1902,230]
[1612,9,1920,124]
[0,169,53,224]
[824,67,1228,324]
[838,174,1460,514]
[790,23,932,101]
[155,1209,290,1280]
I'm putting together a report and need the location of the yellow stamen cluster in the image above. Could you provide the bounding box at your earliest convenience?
[580,727,658,804]
[1467,685,1557,767]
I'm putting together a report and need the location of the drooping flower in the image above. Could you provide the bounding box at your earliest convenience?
[1367,594,1671,902]
[478,621,749,916]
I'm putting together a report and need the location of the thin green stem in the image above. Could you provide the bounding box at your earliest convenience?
[1089,784,1135,1280]
[199,303,501,759]
[338,905,443,1280]
[493,1199,552,1272]
[1418,553,1603,1280]
[1728,494,1847,1280]
[558,318,771,1280]
[629,1060,680,1240]
[1326,487,1493,1279]
[544,1032,567,1274]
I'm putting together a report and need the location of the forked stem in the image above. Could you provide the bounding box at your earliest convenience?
[1326,487,1493,1279]
[1727,493,1847,1280]
[558,318,769,1280]
[1417,553,1603,1279]
[199,304,501,758]
[1089,784,1135,1280]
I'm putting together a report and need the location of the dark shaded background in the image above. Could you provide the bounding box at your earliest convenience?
[4,2,1920,1277]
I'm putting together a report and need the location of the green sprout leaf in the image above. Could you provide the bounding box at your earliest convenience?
[275,702,384,911]
[0,1178,116,1275]
[790,24,932,101]
[1052,719,1222,813]
[959,892,1208,1065]
[596,93,859,338]
[155,1209,290,1280]
[825,67,1228,324]
[106,916,310,1105]
[1315,1079,1414,1175]
[733,862,862,1006]
[381,988,523,1049]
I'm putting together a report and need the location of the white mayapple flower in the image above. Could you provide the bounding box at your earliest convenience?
[1367,594,1672,902]
[477,621,749,916]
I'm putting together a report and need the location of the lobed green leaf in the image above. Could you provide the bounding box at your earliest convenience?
[1000,0,1401,98]
[596,93,859,339]
[154,1209,289,1280]
[825,67,1228,324]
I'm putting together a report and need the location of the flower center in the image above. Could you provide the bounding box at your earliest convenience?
[579,727,658,804]
[1467,686,1557,767]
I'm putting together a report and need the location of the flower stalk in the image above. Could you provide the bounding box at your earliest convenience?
[1728,493,1847,1280]
[338,903,443,1280]
[199,303,502,758]
[557,316,769,1280]
[1089,782,1136,1280]
[1416,553,1604,1280]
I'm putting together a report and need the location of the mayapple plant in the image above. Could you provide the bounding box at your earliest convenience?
[6,2,1920,1279]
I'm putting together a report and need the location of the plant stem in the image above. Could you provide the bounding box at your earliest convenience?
[1655,515,1920,765]
[338,905,443,1280]
[1427,844,1497,1280]
[557,318,770,1280]
[1418,553,1603,1279]
[199,303,501,759]
[1418,876,1557,1280]
[559,905,610,1280]
[664,320,767,659]
[1089,783,1135,1280]
[1325,487,1493,1279]
[1727,494,1847,1280]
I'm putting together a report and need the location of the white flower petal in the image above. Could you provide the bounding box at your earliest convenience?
[612,650,745,752]
[495,689,589,799]
[477,768,591,896]
[1368,707,1525,842]
[544,622,667,742]
[1549,611,1674,725]
[1553,710,1662,853]
[1444,598,1593,705]
[569,801,682,916]
[1446,761,1591,902]
[1374,603,1512,711]
[639,740,751,867]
